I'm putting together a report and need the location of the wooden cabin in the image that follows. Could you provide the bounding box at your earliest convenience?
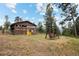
[10,21,37,35]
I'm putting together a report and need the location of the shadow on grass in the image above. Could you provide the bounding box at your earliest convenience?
[45,36,60,40]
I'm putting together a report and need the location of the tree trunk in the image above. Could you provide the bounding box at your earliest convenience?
[45,32,48,39]
[72,17,77,37]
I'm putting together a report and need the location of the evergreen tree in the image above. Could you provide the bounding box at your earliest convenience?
[15,16,23,22]
[44,4,54,39]
[3,15,11,34]
[0,26,2,30]
[37,22,44,33]
[58,3,78,37]
[75,16,79,35]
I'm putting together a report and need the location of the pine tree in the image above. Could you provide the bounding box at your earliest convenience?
[44,4,54,39]
[3,15,10,34]
[58,3,78,37]
[37,22,44,33]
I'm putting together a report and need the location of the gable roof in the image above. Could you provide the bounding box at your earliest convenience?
[10,21,36,27]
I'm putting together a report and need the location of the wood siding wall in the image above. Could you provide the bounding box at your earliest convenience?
[12,22,36,34]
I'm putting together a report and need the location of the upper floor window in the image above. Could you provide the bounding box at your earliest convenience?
[22,25,27,27]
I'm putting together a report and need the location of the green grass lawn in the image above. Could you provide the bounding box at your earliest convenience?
[0,34,79,56]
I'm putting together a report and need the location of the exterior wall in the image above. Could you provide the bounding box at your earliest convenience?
[12,22,36,35]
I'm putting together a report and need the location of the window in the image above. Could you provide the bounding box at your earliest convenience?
[22,25,27,27]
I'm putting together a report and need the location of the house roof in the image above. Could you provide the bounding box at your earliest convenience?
[10,21,37,27]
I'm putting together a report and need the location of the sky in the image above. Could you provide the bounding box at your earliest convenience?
[1,3,79,33]
[0,3,62,26]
